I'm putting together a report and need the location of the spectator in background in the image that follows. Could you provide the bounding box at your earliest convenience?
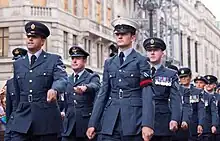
[0,85,6,140]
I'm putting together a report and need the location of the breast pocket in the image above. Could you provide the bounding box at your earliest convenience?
[109,72,116,86]
[36,70,53,88]
[16,73,26,90]
[123,71,140,87]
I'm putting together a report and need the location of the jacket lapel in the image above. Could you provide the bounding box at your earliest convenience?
[30,51,47,69]
[154,65,165,77]
[68,75,75,86]
[112,55,121,68]
[21,55,30,69]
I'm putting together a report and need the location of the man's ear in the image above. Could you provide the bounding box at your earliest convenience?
[131,34,136,42]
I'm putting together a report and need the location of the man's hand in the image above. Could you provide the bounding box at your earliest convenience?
[86,127,96,140]
[47,89,57,102]
[181,121,188,130]
[74,85,87,94]
[61,112,65,120]
[142,127,154,141]
[169,120,178,132]
[211,126,217,134]
[197,125,203,136]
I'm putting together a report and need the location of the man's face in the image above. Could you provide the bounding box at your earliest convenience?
[195,80,206,89]
[26,35,45,51]
[71,56,86,72]
[205,83,216,92]
[147,48,164,64]
[179,75,191,86]
[115,32,135,48]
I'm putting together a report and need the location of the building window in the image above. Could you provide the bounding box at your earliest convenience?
[180,31,183,65]
[195,41,198,72]
[63,31,68,59]
[72,0,77,15]
[107,7,112,27]
[84,38,91,65]
[205,46,208,59]
[218,54,220,66]
[73,35,77,45]
[96,0,101,24]
[123,0,126,8]
[205,64,208,74]
[97,43,103,68]
[83,0,89,17]
[32,0,46,7]
[0,0,9,7]
[187,37,191,69]
[0,28,9,57]
[63,0,68,11]
[210,50,214,62]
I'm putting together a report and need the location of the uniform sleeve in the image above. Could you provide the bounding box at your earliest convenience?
[211,95,219,127]
[85,73,101,99]
[88,60,110,129]
[170,73,182,122]
[140,57,155,130]
[51,56,68,93]
[13,62,20,107]
[5,81,11,122]
[198,92,205,126]
[181,88,191,124]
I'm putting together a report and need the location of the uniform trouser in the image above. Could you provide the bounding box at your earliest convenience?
[99,111,142,141]
[62,125,95,141]
[4,131,14,141]
[198,133,215,141]
[151,135,172,141]
[213,134,220,141]
[172,129,189,141]
[188,135,199,141]
[11,132,59,141]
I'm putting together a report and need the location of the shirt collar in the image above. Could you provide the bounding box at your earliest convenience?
[204,89,215,95]
[151,63,162,70]
[28,49,43,61]
[73,69,85,79]
[118,47,133,59]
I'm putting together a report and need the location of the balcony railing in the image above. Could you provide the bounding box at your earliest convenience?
[31,6,51,17]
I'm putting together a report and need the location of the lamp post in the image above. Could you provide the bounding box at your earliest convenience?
[144,0,157,37]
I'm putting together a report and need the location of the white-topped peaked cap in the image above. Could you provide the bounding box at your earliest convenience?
[111,17,139,34]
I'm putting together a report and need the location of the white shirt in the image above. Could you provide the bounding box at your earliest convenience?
[118,47,133,61]
[27,49,43,64]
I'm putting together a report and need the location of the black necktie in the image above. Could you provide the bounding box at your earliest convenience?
[75,74,79,83]
[151,67,156,76]
[119,52,124,65]
[31,55,37,66]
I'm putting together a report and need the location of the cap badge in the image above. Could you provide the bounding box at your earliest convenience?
[181,70,184,74]
[150,39,155,44]
[31,24,36,30]
[72,48,77,54]
[207,76,210,80]
[14,49,19,55]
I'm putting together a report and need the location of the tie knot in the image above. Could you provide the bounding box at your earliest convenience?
[75,74,79,78]
[31,55,37,60]
[119,52,124,58]
[151,67,156,71]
